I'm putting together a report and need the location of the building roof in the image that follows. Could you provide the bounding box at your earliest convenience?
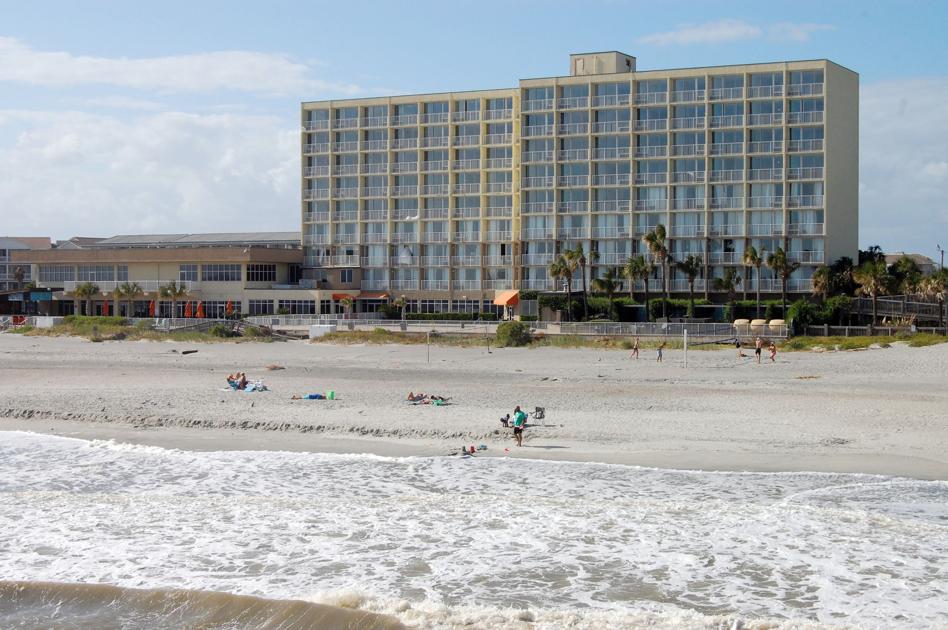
[85,232,301,249]
[0,237,52,250]
[884,252,935,267]
[56,237,106,249]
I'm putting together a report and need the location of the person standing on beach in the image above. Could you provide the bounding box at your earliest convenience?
[630,337,640,359]
[656,341,666,363]
[769,341,777,362]
[735,339,747,359]
[755,337,763,364]
[512,405,527,447]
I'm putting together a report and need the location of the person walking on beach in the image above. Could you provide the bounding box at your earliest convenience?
[512,405,527,447]
[735,338,747,359]
[630,337,640,360]
[769,341,777,363]
[755,337,763,364]
[656,341,666,363]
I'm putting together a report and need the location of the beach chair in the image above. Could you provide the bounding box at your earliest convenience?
[533,407,545,420]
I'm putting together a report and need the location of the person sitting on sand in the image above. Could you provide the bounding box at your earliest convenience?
[227,372,248,390]
[500,413,510,428]
[292,393,324,400]
[407,392,426,402]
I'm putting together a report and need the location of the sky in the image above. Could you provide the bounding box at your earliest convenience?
[1,0,946,261]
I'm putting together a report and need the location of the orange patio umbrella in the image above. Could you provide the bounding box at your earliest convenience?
[101,300,109,316]
[225,300,234,317]
[149,300,156,317]
[196,302,205,319]
[184,301,193,318]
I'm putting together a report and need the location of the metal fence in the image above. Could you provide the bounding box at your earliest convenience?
[805,325,947,337]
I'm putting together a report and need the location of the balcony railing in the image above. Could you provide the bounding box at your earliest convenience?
[558,149,589,162]
[303,143,329,154]
[361,280,390,290]
[523,98,554,112]
[391,280,419,290]
[304,256,331,267]
[520,279,555,290]
[453,232,481,242]
[361,186,389,197]
[391,162,418,173]
[423,208,448,219]
[304,119,330,131]
[593,200,631,212]
[421,256,449,266]
[363,139,389,151]
[421,160,448,171]
[708,251,742,264]
[334,210,358,221]
[484,255,513,266]
[598,147,632,159]
[671,224,706,237]
[633,145,666,158]
[424,232,449,243]
[748,113,784,126]
[304,166,330,177]
[521,228,555,240]
[558,123,589,135]
[362,233,388,243]
[669,279,707,292]
[522,176,554,188]
[747,141,783,154]
[454,183,480,194]
[522,202,554,214]
[390,256,419,266]
[634,119,668,131]
[558,96,589,109]
[453,280,482,291]
[522,150,553,163]
[421,280,449,291]
[333,164,359,176]
[634,199,668,211]
[334,188,359,199]
[708,224,745,237]
[392,185,418,197]
[787,83,824,96]
[520,254,554,266]
[452,110,481,122]
[747,85,784,99]
[592,173,631,186]
[332,255,359,266]
[747,196,783,209]
[304,211,329,223]
[484,133,513,145]
[453,207,480,218]
[335,141,359,152]
[484,109,513,120]
[485,231,512,242]
[789,250,825,264]
[592,94,631,107]
[709,169,743,182]
[672,170,706,183]
[671,117,705,129]
[594,252,631,265]
[360,163,388,174]
[302,234,329,245]
[392,114,418,126]
[787,195,824,208]
[484,280,514,290]
[673,197,706,210]
[787,223,824,236]
[557,227,589,239]
[749,223,784,236]
[452,256,481,267]
[709,115,743,128]
[391,232,419,243]
[634,91,667,104]
[422,184,449,196]
[709,87,744,100]
[709,196,744,209]
[592,120,631,134]
[788,139,824,152]
[558,201,588,213]
[787,111,824,124]
[63,280,195,293]
[486,206,513,217]
[748,168,783,181]
[332,117,359,129]
[420,136,449,148]
[590,226,631,239]
[635,171,667,185]
[453,135,480,147]
[671,89,706,102]
[486,182,512,193]
[485,157,513,169]
[558,175,589,188]
[361,257,388,267]
[362,116,388,128]
[671,143,705,156]
[453,159,480,170]
[787,167,824,180]
[363,210,388,221]
[392,138,418,149]
[332,233,359,245]
[422,112,449,124]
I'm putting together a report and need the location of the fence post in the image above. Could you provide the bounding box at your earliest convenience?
[823,324,829,337]
[683,329,688,368]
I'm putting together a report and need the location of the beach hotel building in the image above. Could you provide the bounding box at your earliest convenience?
[301,52,858,313]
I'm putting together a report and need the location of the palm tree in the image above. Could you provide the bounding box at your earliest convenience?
[712,268,742,320]
[643,224,670,320]
[573,245,599,321]
[12,266,25,290]
[743,246,764,319]
[591,267,620,320]
[766,248,801,319]
[853,260,890,325]
[392,296,407,320]
[674,254,703,318]
[159,281,189,318]
[811,266,833,302]
[623,255,653,322]
[548,255,574,322]
[339,295,355,319]
[918,271,947,329]
[115,282,144,318]
[73,282,99,316]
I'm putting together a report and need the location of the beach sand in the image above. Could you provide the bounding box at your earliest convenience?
[1,333,946,479]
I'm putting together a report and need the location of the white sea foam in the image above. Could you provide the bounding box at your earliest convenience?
[0,430,946,629]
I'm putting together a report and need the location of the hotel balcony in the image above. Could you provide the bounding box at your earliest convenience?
[522,98,554,112]
[709,197,744,209]
[787,167,824,180]
[558,123,589,135]
[333,210,358,222]
[788,139,824,152]
[452,110,481,122]
[485,255,513,266]
[671,143,705,156]
[453,207,480,218]
[558,149,589,162]
[422,184,449,196]
[453,135,480,147]
[332,255,360,267]
[303,143,330,154]
[747,196,783,209]
[332,233,359,245]
[334,188,360,200]
[361,257,388,267]
[747,113,784,126]
[670,279,707,292]
[485,157,513,169]
[558,175,589,188]
[709,115,744,128]
[361,280,390,291]
[592,93,631,107]
[392,114,418,126]
[520,253,554,266]
[487,206,513,217]
[391,162,418,173]
[747,141,783,154]
[522,176,554,189]
[453,232,481,243]
[392,138,418,149]
[747,85,784,99]
[787,223,825,236]
[303,166,330,177]
[421,255,449,266]
[453,159,480,171]
[362,116,388,128]
[787,83,824,96]
[332,118,359,129]
[452,280,482,291]
[708,169,743,182]
[593,200,631,212]
[591,226,631,239]
[634,199,667,211]
[360,163,389,174]
[363,210,388,221]
[673,197,706,210]
[304,189,330,200]
[633,145,666,158]
[523,124,555,137]
[303,211,329,223]
[420,136,449,148]
[634,119,667,131]
[708,251,742,264]
[421,160,448,172]
[363,139,389,151]
[520,278,555,290]
[634,91,667,104]
[334,164,359,176]
[557,201,588,213]
[671,224,706,237]
[557,227,589,239]
[789,250,825,264]
[709,142,743,156]
[708,224,745,237]
[594,252,631,265]
[391,232,419,243]
[671,117,706,130]
[484,108,513,120]
[709,87,744,100]
[334,141,359,152]
[672,170,706,184]
[361,186,389,197]
[787,111,824,124]
[671,89,706,103]
[303,119,330,131]
[302,234,329,245]
[787,195,824,208]
[423,232,449,243]
[748,223,785,236]
[557,96,588,110]
[592,120,631,134]
[390,256,419,266]
[486,182,513,193]
[391,280,419,290]
[522,150,553,163]
[593,173,631,187]
[748,168,783,181]
[521,228,555,240]
[522,202,554,214]
[485,231,512,242]
[484,133,513,145]
[452,256,481,267]
[304,256,332,267]
[484,280,514,290]
[421,112,449,124]
[422,280,449,291]
[392,185,419,197]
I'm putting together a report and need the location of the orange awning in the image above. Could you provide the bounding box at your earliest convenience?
[358,291,390,300]
[332,293,358,301]
[493,290,520,307]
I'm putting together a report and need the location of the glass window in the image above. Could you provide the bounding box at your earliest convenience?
[38,265,75,283]
[116,266,128,282]
[340,269,353,283]
[247,264,277,282]
[77,265,115,282]
[201,264,241,282]
[249,299,274,315]
[278,299,317,315]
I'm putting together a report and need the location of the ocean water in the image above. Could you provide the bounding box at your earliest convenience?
[0,430,946,629]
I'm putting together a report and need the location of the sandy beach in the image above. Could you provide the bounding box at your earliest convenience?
[2,333,946,479]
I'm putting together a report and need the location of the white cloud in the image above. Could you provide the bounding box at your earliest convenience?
[0,109,300,239]
[638,19,833,46]
[0,36,360,95]
[860,78,948,254]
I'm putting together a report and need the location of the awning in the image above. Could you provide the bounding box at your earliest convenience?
[493,290,520,307]
[332,293,358,301]
[358,291,390,300]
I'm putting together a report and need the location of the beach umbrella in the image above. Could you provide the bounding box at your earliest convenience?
[196,301,205,319]
[101,300,109,316]
[149,300,156,317]
[225,300,234,317]
[184,301,193,318]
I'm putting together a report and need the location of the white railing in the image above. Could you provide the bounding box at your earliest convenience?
[424,232,449,243]
[304,211,329,223]
[748,168,783,180]
[304,166,330,177]
[787,111,824,124]
[485,157,513,169]
[363,139,389,151]
[709,87,744,100]
[335,141,359,152]
[557,201,588,213]
[522,151,553,163]
[303,143,329,154]
[484,133,513,145]
[332,233,358,245]
[709,115,743,128]
[787,83,824,96]
[361,257,388,267]
[748,223,784,236]
[423,208,448,219]
[748,113,783,126]
[62,280,195,293]
[787,195,824,208]
[422,112,449,124]
[453,159,480,170]
[590,227,631,239]
[452,280,482,290]
[334,164,358,176]
[362,116,388,128]
[523,99,554,111]
[453,135,480,147]
[484,280,514,290]
[522,202,554,214]
[486,182,512,193]
[789,250,825,263]
[671,224,706,237]
[304,119,330,131]
[592,94,631,107]
[334,211,358,221]
[787,223,824,236]
[747,85,784,98]
[520,279,555,290]
[634,91,667,104]
[304,189,329,200]
[487,206,513,217]
[361,186,389,197]
[558,96,588,109]
[421,160,448,172]
[558,175,589,187]
[303,256,331,267]
[709,169,742,182]
[452,256,481,267]
[363,210,389,221]
[747,196,783,209]
[391,232,418,243]
[634,119,667,131]
[391,162,418,173]
[421,256,449,266]
[747,141,783,153]
[788,139,824,152]
[521,254,554,265]
[485,231,512,242]
[452,110,481,122]
[484,255,513,266]
[557,227,589,239]
[453,232,481,242]
[302,234,329,245]
[361,163,388,174]
[709,251,742,264]
[673,197,706,210]
[787,167,824,180]
[392,138,418,149]
[592,174,631,186]
[671,143,705,156]
[453,207,480,218]
[422,184,449,196]
[392,114,419,126]
[484,109,513,120]
[558,149,589,162]
[671,89,705,102]
[598,147,632,159]
[420,136,448,148]
[672,170,705,183]
[522,176,554,188]
[332,117,359,129]
[422,280,449,290]
[708,224,744,237]
[521,228,555,240]
[634,199,667,211]
[454,183,480,194]
[709,142,743,156]
[594,252,631,265]
[332,255,359,266]
[709,196,744,209]
[592,120,631,134]
[669,279,707,292]
[390,256,419,266]
[558,123,589,135]
[391,280,419,290]
[392,186,418,197]
[671,117,705,129]
[334,188,359,199]
[633,145,666,158]
[593,200,631,212]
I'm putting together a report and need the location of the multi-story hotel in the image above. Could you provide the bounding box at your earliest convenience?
[301,52,858,311]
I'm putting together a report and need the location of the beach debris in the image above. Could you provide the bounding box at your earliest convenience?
[181,350,198,355]
[795,375,820,380]
[265,364,285,371]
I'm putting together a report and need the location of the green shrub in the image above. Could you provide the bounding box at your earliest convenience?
[208,323,235,338]
[135,319,153,330]
[620,339,634,350]
[379,304,401,319]
[407,312,477,321]
[495,321,532,347]
[787,299,821,330]
[648,298,711,320]
[820,295,853,325]
[519,315,538,322]
[764,302,785,320]
[276,307,290,315]
[519,290,539,301]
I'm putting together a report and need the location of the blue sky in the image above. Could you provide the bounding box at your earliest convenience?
[1,0,946,260]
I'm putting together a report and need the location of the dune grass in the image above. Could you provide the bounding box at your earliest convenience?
[19,316,273,343]
[781,333,947,352]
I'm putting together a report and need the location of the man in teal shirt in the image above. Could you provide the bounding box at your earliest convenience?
[512,406,527,447]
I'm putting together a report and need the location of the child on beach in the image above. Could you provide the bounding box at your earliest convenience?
[630,337,640,359]
[656,341,666,363]
[769,341,777,362]
[736,339,747,359]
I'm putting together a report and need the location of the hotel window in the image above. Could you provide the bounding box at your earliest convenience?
[202,264,241,282]
[247,264,277,282]
[179,264,198,282]
[249,299,274,315]
[39,265,75,283]
[117,266,128,282]
[278,299,317,315]
[77,265,115,282]
[340,269,353,283]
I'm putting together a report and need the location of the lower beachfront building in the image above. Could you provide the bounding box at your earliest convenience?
[300,51,858,312]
